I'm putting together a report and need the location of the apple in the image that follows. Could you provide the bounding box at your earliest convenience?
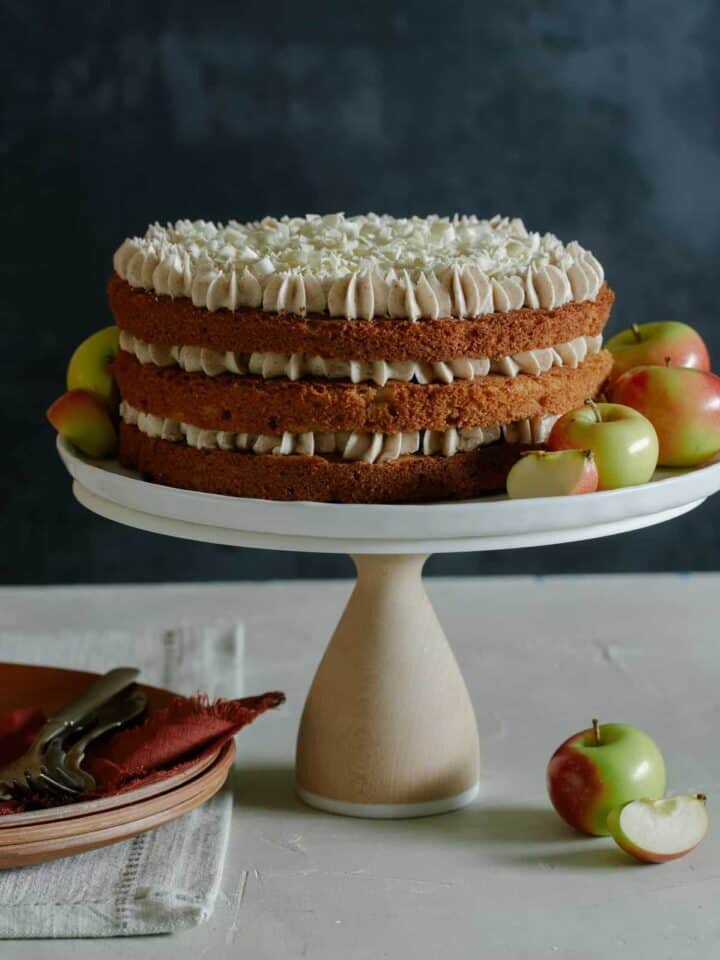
[506,449,599,499]
[66,326,119,406]
[609,365,720,468]
[701,450,720,468]
[46,389,117,459]
[606,322,710,384]
[547,720,666,836]
[548,401,659,490]
[607,794,708,863]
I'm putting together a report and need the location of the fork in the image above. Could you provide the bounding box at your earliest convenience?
[0,667,139,801]
[58,687,148,793]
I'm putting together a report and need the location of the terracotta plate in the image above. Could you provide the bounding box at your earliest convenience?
[0,662,221,828]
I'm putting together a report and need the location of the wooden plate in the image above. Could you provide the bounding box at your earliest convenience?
[0,741,234,867]
[0,663,219,827]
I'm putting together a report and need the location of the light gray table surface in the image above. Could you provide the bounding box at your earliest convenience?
[0,575,718,959]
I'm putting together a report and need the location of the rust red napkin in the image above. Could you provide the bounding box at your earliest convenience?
[0,691,285,815]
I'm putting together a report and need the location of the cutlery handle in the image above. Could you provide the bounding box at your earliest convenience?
[68,689,147,756]
[64,691,148,791]
[49,667,140,726]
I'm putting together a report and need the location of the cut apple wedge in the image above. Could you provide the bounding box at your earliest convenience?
[506,449,599,499]
[607,794,709,864]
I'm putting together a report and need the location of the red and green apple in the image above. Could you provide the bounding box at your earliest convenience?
[547,720,666,836]
[606,321,710,384]
[609,365,720,468]
[46,389,117,459]
[547,401,659,489]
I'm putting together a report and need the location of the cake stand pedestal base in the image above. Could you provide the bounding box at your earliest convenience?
[295,554,480,817]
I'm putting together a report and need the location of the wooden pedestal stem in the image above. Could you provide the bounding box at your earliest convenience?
[295,553,480,818]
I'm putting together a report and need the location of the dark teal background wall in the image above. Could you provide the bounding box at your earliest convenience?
[3,1,719,582]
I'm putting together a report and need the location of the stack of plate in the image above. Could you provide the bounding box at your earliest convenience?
[0,663,234,868]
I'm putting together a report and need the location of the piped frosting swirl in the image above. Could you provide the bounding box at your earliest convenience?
[113,214,604,320]
[119,330,603,385]
[120,401,558,464]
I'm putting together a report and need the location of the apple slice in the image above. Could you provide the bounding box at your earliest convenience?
[506,449,599,499]
[607,794,709,863]
[47,389,117,459]
[67,326,119,406]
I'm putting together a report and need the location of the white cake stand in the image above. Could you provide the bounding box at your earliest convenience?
[57,437,720,818]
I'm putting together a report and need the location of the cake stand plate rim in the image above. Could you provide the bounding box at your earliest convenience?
[70,480,703,554]
[58,437,720,551]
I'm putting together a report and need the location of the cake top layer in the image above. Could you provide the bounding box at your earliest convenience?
[113,213,605,321]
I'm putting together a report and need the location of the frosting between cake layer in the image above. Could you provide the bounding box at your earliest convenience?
[120,401,559,463]
[118,330,603,385]
[113,214,605,321]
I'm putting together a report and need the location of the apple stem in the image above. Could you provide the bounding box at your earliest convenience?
[584,398,602,424]
[631,324,643,343]
[665,356,672,367]
[592,718,601,745]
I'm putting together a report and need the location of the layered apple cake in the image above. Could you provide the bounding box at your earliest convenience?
[110,214,613,503]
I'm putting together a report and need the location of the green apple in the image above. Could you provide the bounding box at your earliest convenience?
[546,720,666,836]
[607,794,708,863]
[47,389,117,459]
[547,401,659,490]
[66,326,119,406]
[606,321,710,385]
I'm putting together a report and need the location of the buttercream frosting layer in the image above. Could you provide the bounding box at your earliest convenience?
[113,214,605,320]
[119,401,558,464]
[119,330,603,385]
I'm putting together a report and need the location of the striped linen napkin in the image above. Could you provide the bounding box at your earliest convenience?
[0,621,244,938]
